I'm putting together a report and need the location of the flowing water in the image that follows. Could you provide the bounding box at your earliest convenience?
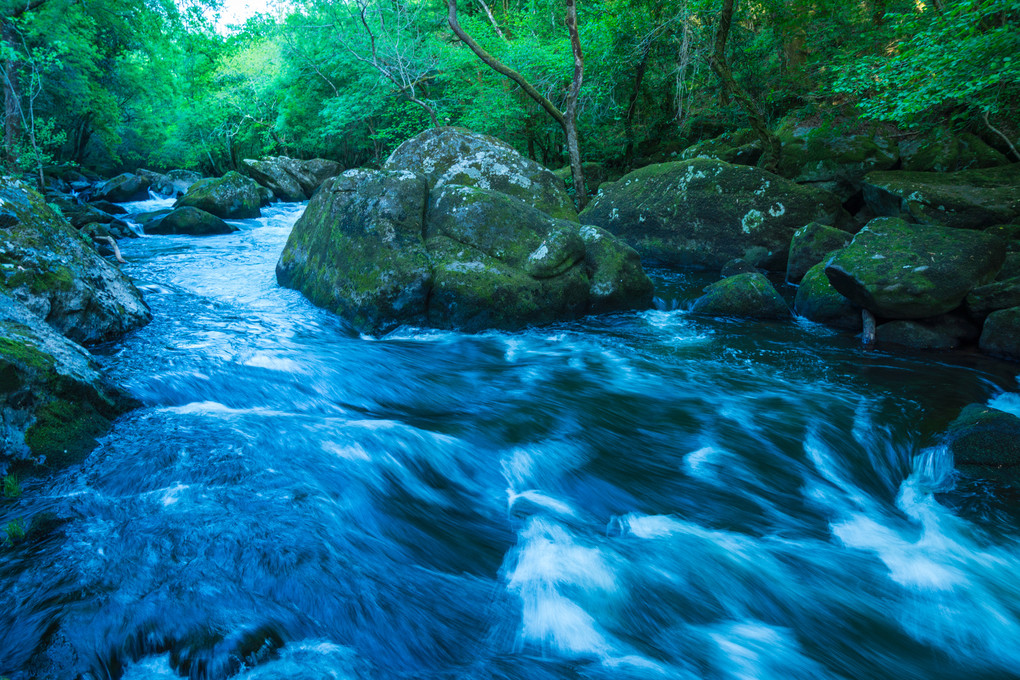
[3,198,1020,680]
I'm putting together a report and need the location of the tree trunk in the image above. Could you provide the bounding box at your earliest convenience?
[623,45,650,169]
[709,0,781,173]
[563,0,586,208]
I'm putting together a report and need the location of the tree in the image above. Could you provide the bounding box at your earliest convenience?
[708,0,781,172]
[445,0,589,208]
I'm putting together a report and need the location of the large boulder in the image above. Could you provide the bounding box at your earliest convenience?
[794,262,862,330]
[277,167,653,335]
[174,171,262,219]
[145,207,238,236]
[0,292,134,473]
[862,164,1020,230]
[824,218,1005,319]
[383,126,577,221]
[979,306,1020,361]
[0,178,151,344]
[276,169,434,333]
[786,222,852,283]
[579,158,849,271]
[242,157,309,202]
[93,172,151,203]
[941,404,1020,474]
[691,272,791,319]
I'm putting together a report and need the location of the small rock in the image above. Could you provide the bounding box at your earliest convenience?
[786,222,852,283]
[942,404,1020,470]
[691,272,791,319]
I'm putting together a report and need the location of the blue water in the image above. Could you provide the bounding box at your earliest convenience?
[2,199,1020,679]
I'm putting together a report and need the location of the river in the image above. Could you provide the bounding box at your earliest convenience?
[2,197,1020,680]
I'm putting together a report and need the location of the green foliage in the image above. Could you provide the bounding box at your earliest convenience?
[1,475,21,499]
[3,0,1016,175]
[832,0,1020,127]
[1,518,25,547]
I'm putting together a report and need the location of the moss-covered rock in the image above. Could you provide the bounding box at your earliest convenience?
[146,207,238,236]
[899,128,1009,172]
[160,169,202,197]
[691,272,790,319]
[276,169,433,334]
[93,172,151,203]
[174,171,262,219]
[824,217,1005,319]
[941,404,1020,473]
[965,276,1020,321]
[680,128,763,166]
[0,292,132,473]
[776,122,899,200]
[985,223,1020,251]
[580,158,849,271]
[794,261,862,330]
[979,306,1020,361]
[862,164,1020,230]
[277,167,653,335]
[997,253,1020,281]
[875,315,978,350]
[580,224,654,313]
[0,178,151,345]
[786,222,852,283]
[383,126,577,221]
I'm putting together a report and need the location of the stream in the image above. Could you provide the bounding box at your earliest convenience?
[3,197,1020,679]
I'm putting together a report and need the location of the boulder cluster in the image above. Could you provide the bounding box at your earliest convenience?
[276,128,653,334]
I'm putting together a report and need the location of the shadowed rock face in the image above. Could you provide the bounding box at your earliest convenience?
[276,129,653,335]
[579,158,850,272]
[0,178,151,345]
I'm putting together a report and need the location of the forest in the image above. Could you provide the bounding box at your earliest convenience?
[1,0,1017,185]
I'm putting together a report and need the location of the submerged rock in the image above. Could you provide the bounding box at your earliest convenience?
[383,126,577,221]
[824,218,1004,319]
[277,163,652,335]
[0,178,151,344]
[0,292,133,473]
[175,171,262,219]
[579,158,849,271]
[691,272,790,319]
[862,164,1020,230]
[941,404,1020,474]
[146,207,238,236]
